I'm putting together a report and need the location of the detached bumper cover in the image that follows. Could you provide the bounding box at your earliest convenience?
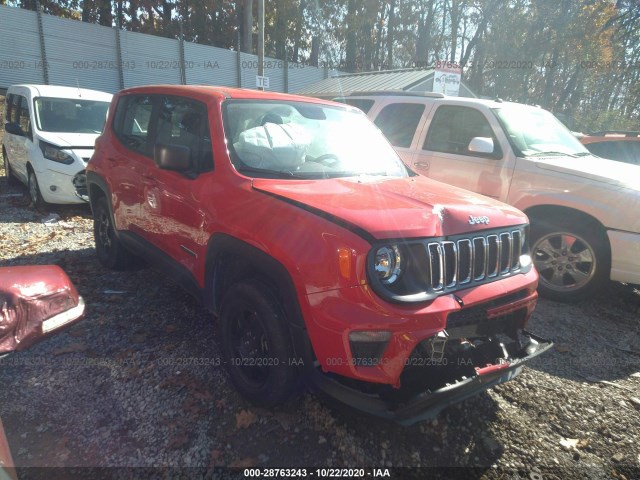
[309,331,552,426]
[0,266,85,354]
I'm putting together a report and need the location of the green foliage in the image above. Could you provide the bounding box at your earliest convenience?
[8,0,639,127]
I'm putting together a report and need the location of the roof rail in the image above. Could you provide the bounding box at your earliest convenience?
[589,130,640,137]
[343,90,446,98]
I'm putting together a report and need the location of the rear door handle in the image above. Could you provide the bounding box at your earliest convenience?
[414,161,430,169]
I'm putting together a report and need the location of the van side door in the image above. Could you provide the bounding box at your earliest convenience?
[412,104,515,201]
[5,93,32,183]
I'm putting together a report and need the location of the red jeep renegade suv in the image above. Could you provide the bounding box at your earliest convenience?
[86,85,550,425]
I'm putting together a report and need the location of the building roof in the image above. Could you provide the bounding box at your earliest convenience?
[296,68,475,98]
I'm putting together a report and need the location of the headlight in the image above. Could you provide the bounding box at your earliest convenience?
[39,141,75,165]
[374,245,402,284]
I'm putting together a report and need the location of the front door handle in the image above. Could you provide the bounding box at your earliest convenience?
[414,161,430,169]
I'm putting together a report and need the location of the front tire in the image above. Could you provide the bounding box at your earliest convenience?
[93,196,135,270]
[219,280,298,407]
[531,217,609,302]
[28,169,46,209]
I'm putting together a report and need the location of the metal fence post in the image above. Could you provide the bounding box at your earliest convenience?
[178,22,186,85]
[236,31,242,88]
[114,27,125,90]
[36,1,49,84]
[284,55,289,93]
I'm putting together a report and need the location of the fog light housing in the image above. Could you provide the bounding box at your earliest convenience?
[349,331,392,367]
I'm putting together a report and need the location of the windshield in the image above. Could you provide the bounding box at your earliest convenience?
[223,100,408,179]
[493,106,589,157]
[35,97,110,134]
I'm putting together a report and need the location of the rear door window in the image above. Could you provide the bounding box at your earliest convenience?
[374,103,425,148]
[18,95,32,139]
[5,94,14,123]
[114,95,154,157]
[424,105,501,158]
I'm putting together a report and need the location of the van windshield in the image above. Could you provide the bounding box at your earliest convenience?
[35,98,110,134]
[223,100,408,179]
[493,106,589,157]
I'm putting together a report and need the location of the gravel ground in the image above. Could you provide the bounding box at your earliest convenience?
[0,160,639,479]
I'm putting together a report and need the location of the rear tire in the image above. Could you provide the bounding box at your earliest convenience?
[219,280,298,407]
[531,217,609,302]
[93,196,136,270]
[2,149,18,186]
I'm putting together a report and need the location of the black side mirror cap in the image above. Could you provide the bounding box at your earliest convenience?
[4,122,24,136]
[154,143,191,171]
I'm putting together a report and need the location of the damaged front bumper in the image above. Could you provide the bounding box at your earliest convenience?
[0,266,85,355]
[72,170,89,202]
[308,330,552,426]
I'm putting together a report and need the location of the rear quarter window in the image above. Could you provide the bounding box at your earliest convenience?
[374,103,425,148]
[336,98,375,114]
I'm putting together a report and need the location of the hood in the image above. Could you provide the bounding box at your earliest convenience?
[252,175,527,240]
[37,132,99,149]
[533,155,640,191]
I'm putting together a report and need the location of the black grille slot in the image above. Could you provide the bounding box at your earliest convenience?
[442,241,457,287]
[428,243,443,290]
[487,235,499,277]
[511,230,522,269]
[457,239,472,284]
[500,232,512,274]
[473,237,486,280]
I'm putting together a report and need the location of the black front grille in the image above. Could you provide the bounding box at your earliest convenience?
[426,228,524,293]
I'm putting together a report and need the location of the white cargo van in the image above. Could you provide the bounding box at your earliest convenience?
[2,84,112,206]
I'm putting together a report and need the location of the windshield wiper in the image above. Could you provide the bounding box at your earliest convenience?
[574,152,593,157]
[528,151,578,158]
[236,165,307,179]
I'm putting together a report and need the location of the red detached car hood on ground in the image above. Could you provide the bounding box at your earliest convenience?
[252,174,528,239]
[0,265,85,354]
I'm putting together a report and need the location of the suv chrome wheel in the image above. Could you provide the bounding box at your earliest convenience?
[531,218,609,302]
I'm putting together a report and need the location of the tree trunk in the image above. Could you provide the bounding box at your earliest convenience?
[81,0,93,22]
[292,0,305,63]
[387,0,396,69]
[274,0,287,60]
[450,0,459,63]
[162,1,173,38]
[309,36,319,67]
[128,0,140,31]
[241,0,254,53]
[415,0,435,66]
[345,0,358,71]
[98,0,112,27]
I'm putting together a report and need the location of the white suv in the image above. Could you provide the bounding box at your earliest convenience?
[337,92,640,301]
[2,84,112,206]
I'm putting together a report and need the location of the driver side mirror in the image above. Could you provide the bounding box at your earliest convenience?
[468,136,495,155]
[154,144,191,172]
[4,122,24,137]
